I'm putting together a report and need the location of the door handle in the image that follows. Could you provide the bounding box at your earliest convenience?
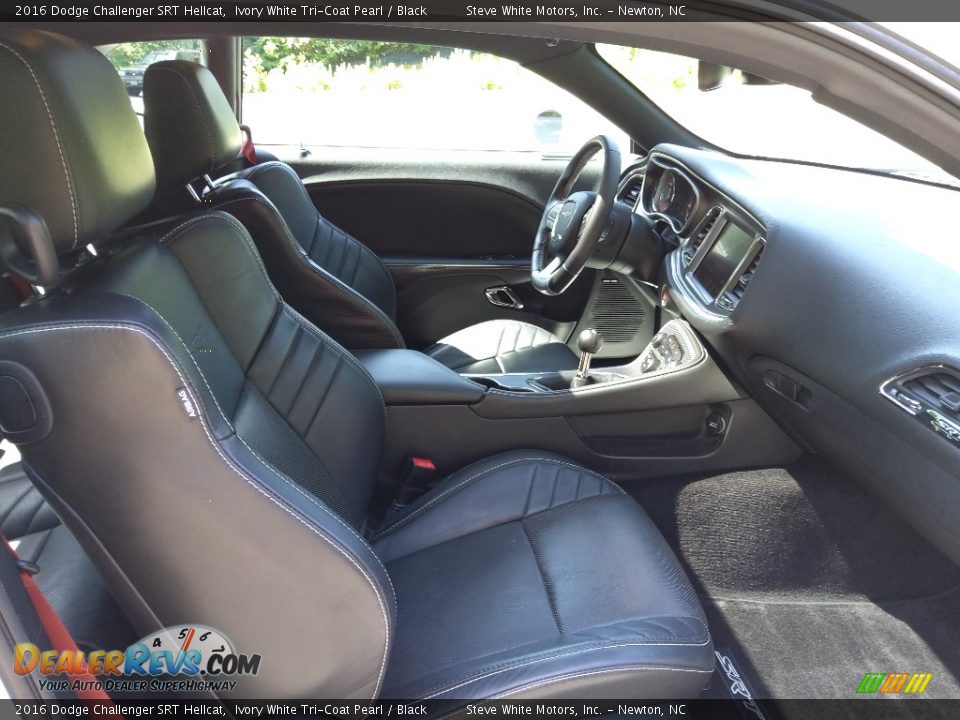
[484,286,524,310]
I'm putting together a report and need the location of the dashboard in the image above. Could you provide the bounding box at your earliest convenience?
[622,152,766,316]
[615,143,960,568]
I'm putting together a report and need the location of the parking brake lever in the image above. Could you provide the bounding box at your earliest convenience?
[571,328,604,389]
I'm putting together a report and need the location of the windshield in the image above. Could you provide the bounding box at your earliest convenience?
[596,43,957,186]
[880,23,960,72]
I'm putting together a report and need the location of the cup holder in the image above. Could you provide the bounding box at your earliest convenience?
[468,371,627,394]
[466,375,537,393]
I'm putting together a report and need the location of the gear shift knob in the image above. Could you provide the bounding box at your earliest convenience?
[572,328,603,388]
[577,328,604,356]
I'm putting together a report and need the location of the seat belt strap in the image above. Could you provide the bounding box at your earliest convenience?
[239,124,258,166]
[4,538,114,703]
[8,274,34,300]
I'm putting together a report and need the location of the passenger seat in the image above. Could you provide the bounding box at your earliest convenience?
[0,30,712,700]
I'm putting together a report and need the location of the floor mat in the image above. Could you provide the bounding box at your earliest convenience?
[705,588,960,699]
[623,457,960,700]
[625,458,960,603]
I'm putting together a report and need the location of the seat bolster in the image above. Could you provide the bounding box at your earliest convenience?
[488,662,714,700]
[0,464,60,538]
[240,162,399,317]
[223,433,396,626]
[384,616,712,699]
[372,451,623,563]
[208,185,405,350]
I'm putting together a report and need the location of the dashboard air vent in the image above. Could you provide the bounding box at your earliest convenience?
[904,373,960,421]
[682,206,721,267]
[617,174,644,209]
[883,368,960,447]
[726,243,765,305]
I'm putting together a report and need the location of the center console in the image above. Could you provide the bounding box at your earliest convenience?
[355,319,798,484]
[460,319,704,399]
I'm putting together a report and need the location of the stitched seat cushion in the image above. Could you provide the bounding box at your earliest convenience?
[372,451,713,699]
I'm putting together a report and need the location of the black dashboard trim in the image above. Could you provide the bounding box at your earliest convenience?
[640,142,960,568]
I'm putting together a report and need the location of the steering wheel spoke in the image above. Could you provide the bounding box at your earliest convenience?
[545,201,563,230]
[543,255,563,275]
[576,202,597,239]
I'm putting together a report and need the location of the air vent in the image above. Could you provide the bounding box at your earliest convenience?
[883,368,960,447]
[726,243,765,306]
[586,273,647,346]
[682,206,721,267]
[617,174,644,209]
[904,373,960,421]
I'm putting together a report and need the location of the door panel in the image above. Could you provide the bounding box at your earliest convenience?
[305,180,541,259]
[287,151,601,257]
[385,258,594,349]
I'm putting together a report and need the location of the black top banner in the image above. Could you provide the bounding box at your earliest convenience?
[2,0,960,23]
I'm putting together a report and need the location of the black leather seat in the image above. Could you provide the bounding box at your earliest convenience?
[0,30,712,699]
[141,61,578,374]
[0,464,136,652]
[373,451,712,698]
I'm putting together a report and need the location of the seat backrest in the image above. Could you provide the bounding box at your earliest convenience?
[0,29,394,699]
[143,61,402,350]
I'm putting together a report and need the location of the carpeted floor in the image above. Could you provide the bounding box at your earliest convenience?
[623,457,960,700]
[704,589,960,699]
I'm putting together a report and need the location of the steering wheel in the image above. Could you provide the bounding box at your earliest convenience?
[532,135,621,296]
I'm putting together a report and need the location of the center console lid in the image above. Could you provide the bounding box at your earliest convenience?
[355,349,485,405]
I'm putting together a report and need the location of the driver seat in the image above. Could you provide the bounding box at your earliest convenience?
[142,61,578,374]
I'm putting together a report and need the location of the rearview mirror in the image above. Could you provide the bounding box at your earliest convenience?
[697,61,780,91]
[697,62,735,91]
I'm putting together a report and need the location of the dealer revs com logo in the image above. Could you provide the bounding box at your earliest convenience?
[15,625,261,693]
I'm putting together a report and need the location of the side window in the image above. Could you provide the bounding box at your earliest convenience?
[241,38,628,155]
[101,40,205,118]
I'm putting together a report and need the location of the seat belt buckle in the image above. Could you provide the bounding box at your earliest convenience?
[408,456,436,474]
[396,457,436,504]
[16,558,40,577]
[385,457,437,521]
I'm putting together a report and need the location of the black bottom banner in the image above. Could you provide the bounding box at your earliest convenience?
[3,700,960,720]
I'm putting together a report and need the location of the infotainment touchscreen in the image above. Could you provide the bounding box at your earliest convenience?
[693,222,756,298]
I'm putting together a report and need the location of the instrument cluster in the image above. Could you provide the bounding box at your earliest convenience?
[640,161,700,234]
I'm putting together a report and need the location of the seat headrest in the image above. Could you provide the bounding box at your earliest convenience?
[0,30,156,254]
[143,61,243,191]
